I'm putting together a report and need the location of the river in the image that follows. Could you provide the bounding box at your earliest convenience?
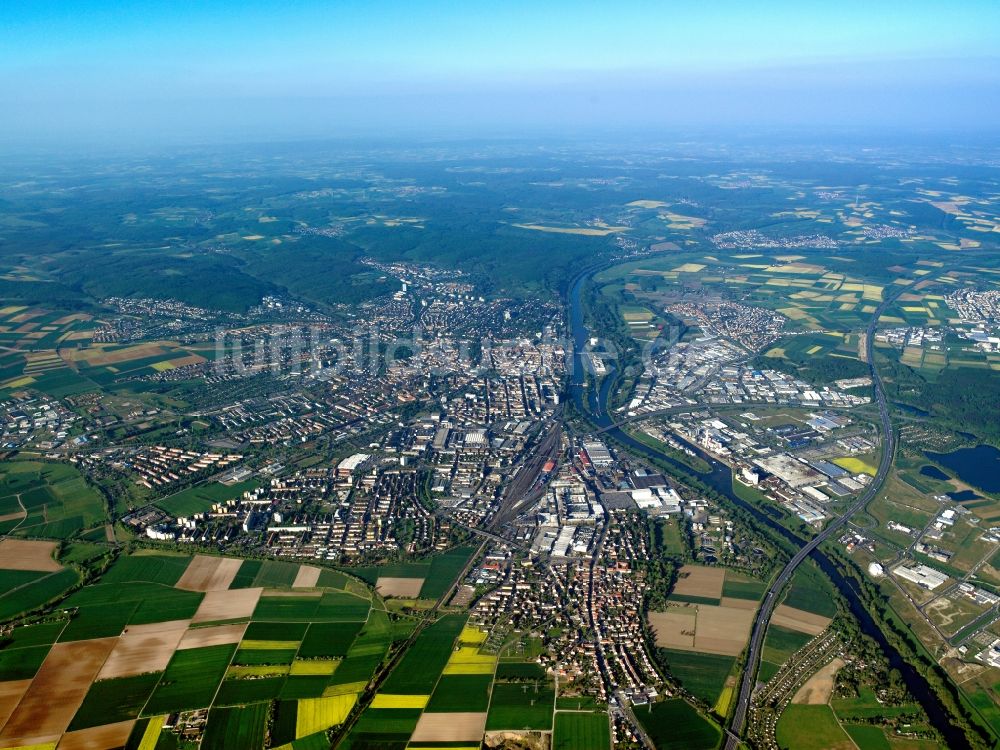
[567,266,972,748]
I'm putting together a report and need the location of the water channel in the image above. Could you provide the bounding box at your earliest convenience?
[567,267,971,748]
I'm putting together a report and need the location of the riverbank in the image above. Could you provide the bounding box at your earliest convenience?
[565,257,982,749]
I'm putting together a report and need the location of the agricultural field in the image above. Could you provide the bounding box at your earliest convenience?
[645,564,773,705]
[0,539,81,621]
[553,710,612,750]
[487,674,555,731]
[62,340,209,387]
[780,564,839,621]
[634,699,721,750]
[0,316,216,399]
[350,545,477,601]
[647,563,767,705]
[594,250,921,336]
[0,460,106,539]
[339,621,553,748]
[0,549,392,748]
[0,306,97,397]
[657,648,735,706]
[774,686,939,750]
[759,625,815,683]
[776,704,855,750]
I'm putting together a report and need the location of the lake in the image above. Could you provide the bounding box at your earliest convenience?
[926,444,1000,494]
[918,465,950,481]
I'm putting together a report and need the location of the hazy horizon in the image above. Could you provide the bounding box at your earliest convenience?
[2,0,999,148]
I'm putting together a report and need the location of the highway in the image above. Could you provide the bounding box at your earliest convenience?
[724,287,901,749]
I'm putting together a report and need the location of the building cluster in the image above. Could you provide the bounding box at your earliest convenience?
[875,326,945,350]
[79,445,242,490]
[700,366,868,408]
[626,335,867,417]
[531,472,601,558]
[94,296,240,342]
[469,518,666,708]
[859,223,914,240]
[630,408,874,526]
[945,288,1000,324]
[710,229,838,249]
[130,462,448,562]
[666,300,787,351]
[892,562,949,591]
[0,391,80,451]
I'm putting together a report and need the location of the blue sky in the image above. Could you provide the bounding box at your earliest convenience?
[2,0,998,145]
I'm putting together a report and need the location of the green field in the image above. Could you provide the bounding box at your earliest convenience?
[280,675,331,699]
[252,591,370,622]
[59,602,135,641]
[200,703,268,750]
[155,480,258,517]
[346,706,422,745]
[0,642,53,680]
[0,567,80,621]
[782,564,838,618]
[144,644,236,714]
[831,687,922,720]
[234,647,298,666]
[776,704,854,749]
[252,559,302,588]
[0,620,65,650]
[230,558,263,588]
[844,723,892,750]
[0,461,105,538]
[69,672,163,729]
[380,613,464,694]
[426,673,493,712]
[759,624,814,683]
[497,661,548,681]
[298,621,363,658]
[660,648,735,705]
[349,545,476,600]
[553,711,611,750]
[244,620,309,641]
[0,569,47,597]
[60,579,204,637]
[99,552,192,586]
[487,680,555,730]
[215,676,286,705]
[722,570,767,601]
[634,699,721,750]
[270,699,299,745]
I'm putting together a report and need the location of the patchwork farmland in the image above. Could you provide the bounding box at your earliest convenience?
[0,542,590,750]
[0,547,399,749]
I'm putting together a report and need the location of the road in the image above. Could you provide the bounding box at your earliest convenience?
[725,287,902,748]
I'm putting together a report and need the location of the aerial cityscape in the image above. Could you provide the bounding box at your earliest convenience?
[1,2,999,749]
